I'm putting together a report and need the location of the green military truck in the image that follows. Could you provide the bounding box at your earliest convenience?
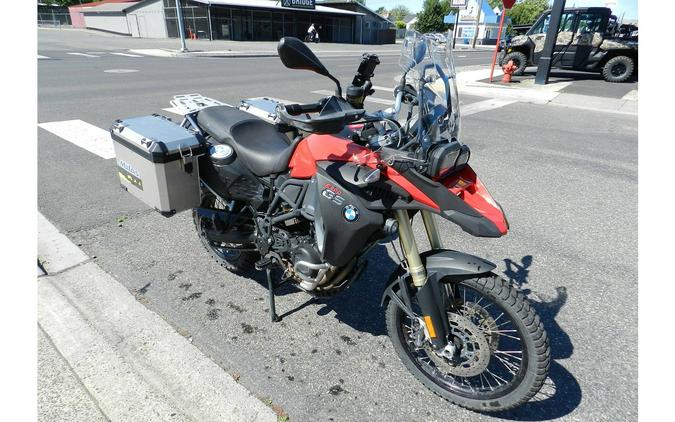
[498,7,637,82]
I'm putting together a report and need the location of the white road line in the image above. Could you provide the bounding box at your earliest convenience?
[38,55,50,59]
[110,52,143,57]
[38,212,90,274]
[67,52,100,58]
[371,85,394,92]
[462,98,517,116]
[129,49,174,57]
[38,120,115,159]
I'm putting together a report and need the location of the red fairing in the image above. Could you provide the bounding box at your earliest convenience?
[289,134,440,210]
[440,165,509,235]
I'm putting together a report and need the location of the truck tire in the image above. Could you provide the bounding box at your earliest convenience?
[502,51,528,75]
[602,56,634,83]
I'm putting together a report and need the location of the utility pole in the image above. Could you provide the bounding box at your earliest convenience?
[174,0,188,52]
[471,0,484,49]
[535,0,566,84]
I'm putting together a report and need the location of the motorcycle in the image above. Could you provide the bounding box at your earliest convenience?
[112,30,549,412]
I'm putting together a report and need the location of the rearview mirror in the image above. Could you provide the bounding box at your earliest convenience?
[277,37,329,76]
[277,37,342,96]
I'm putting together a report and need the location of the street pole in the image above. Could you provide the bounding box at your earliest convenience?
[174,0,188,52]
[489,8,507,83]
[534,0,566,85]
[471,0,484,49]
[452,12,460,49]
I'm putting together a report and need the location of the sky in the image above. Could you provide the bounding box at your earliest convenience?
[362,0,638,20]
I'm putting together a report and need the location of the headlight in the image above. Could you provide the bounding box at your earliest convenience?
[426,141,470,179]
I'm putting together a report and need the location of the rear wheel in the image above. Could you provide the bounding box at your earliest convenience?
[193,191,258,273]
[385,274,549,412]
[502,51,528,75]
[602,55,634,82]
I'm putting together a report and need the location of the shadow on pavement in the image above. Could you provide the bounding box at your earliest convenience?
[495,255,581,420]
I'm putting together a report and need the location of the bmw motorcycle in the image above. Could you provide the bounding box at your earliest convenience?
[121,30,550,412]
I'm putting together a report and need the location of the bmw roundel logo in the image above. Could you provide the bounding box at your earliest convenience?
[343,205,359,222]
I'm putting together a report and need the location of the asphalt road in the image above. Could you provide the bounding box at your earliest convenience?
[38,31,638,422]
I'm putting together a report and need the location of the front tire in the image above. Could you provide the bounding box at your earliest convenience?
[385,274,549,412]
[602,55,634,82]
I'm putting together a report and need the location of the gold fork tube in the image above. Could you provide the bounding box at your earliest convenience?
[394,209,427,287]
[421,210,443,250]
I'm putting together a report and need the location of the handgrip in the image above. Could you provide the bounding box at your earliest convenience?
[285,102,323,115]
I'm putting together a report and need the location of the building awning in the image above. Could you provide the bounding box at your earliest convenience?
[192,0,364,16]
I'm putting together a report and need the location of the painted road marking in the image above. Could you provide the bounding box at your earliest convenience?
[462,98,517,116]
[104,69,139,73]
[38,55,50,59]
[129,49,174,57]
[38,120,115,159]
[110,52,143,58]
[67,52,100,58]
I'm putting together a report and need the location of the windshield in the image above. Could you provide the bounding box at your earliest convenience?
[399,30,460,153]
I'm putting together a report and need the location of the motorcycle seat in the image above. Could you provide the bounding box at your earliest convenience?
[196,105,295,177]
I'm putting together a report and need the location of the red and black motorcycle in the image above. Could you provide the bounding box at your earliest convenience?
[119,31,550,412]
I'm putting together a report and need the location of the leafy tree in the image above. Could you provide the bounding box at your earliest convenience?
[509,0,550,25]
[415,0,450,33]
[375,6,388,15]
[389,5,411,22]
[395,20,407,29]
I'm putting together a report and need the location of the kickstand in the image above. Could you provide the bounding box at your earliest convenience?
[266,267,281,322]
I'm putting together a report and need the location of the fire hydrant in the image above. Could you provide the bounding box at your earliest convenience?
[501,60,517,83]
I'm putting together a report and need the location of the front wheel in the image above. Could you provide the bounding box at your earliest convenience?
[385,274,549,412]
[602,55,634,82]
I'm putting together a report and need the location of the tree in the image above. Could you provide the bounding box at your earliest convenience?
[415,0,450,33]
[509,0,550,25]
[389,5,411,22]
[375,7,388,16]
[395,20,407,29]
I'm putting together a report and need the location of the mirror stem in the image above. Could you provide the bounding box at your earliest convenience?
[327,74,342,98]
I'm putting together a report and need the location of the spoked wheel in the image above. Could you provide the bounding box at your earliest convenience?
[385,274,549,412]
[193,191,259,273]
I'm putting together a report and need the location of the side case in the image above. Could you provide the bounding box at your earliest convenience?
[111,115,205,216]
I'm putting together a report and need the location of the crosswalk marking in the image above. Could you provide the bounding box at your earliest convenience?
[67,52,100,58]
[110,52,143,58]
[38,55,50,59]
[462,98,516,116]
[38,120,115,159]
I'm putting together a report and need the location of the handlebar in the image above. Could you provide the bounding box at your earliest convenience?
[284,101,324,116]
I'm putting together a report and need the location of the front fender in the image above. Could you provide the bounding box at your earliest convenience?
[380,249,496,308]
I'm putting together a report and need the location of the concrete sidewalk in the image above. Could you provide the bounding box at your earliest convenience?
[457,68,638,115]
[37,212,277,422]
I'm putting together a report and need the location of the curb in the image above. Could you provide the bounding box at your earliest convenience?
[37,212,277,422]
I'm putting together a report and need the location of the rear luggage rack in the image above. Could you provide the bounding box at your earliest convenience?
[170,94,231,115]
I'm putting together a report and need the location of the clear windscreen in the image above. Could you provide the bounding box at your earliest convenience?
[399,30,460,153]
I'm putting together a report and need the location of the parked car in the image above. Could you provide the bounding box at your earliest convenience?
[498,7,637,82]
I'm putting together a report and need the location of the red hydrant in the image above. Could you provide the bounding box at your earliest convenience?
[501,60,517,83]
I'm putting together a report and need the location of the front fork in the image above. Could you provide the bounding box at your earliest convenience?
[394,210,450,349]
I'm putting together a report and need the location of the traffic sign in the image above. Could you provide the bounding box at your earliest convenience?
[502,0,516,9]
[451,0,468,9]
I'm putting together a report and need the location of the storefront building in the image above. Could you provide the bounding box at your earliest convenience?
[164,0,362,43]
[77,0,393,44]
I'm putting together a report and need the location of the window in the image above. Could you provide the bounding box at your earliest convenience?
[559,12,575,32]
[529,14,549,34]
[577,12,604,34]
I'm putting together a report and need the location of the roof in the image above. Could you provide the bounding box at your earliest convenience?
[318,0,393,22]
[81,2,138,13]
[193,0,364,16]
[69,0,140,8]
